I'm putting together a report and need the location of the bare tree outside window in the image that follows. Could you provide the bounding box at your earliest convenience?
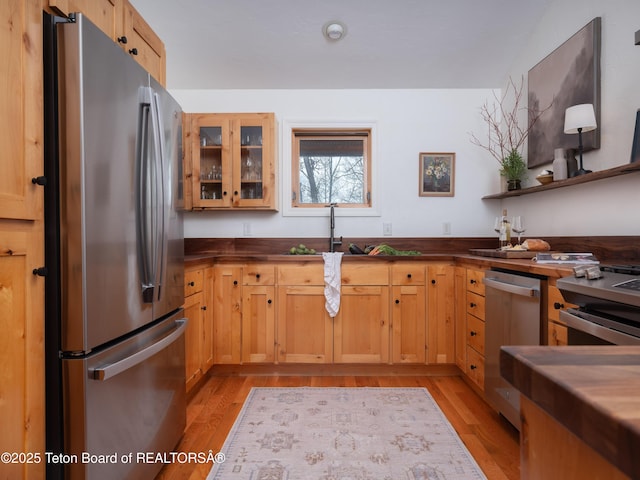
[292,132,372,208]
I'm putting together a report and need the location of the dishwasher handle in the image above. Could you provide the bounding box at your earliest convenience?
[484,276,540,297]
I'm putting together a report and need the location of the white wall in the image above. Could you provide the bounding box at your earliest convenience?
[502,0,640,236]
[174,0,640,240]
[173,89,502,239]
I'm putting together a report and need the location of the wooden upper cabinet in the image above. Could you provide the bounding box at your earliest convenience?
[48,0,122,40]
[47,0,166,85]
[122,0,166,85]
[0,0,43,220]
[184,113,277,211]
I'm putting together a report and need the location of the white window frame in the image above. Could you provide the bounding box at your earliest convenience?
[281,119,380,217]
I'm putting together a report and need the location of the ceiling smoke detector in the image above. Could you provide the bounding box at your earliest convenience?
[324,22,346,41]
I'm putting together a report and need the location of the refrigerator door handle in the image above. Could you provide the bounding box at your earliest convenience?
[150,90,168,302]
[137,86,156,303]
[90,319,187,381]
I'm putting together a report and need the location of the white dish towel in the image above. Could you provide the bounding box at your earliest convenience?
[322,252,343,317]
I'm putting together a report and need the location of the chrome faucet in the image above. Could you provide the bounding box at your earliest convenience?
[327,203,342,252]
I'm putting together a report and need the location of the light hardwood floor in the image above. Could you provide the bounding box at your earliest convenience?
[156,372,520,480]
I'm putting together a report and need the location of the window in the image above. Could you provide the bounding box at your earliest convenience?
[291,128,372,208]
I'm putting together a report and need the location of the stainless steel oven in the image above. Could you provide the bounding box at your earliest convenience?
[557,265,640,346]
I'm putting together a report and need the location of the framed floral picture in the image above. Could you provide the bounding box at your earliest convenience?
[419,152,455,197]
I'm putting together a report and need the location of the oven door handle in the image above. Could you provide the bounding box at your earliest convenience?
[560,310,640,346]
[484,277,539,297]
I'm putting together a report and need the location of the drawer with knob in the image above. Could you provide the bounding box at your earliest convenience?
[467,268,485,296]
[184,268,204,297]
[391,263,425,285]
[466,291,485,320]
[466,347,485,389]
[466,314,485,354]
[243,264,276,285]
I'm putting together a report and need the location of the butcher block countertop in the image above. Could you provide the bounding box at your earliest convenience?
[500,345,640,479]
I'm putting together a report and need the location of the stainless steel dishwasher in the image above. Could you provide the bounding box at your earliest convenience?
[483,269,542,430]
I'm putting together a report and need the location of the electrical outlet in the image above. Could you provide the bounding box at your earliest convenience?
[383,223,392,236]
[243,223,252,236]
[442,222,451,235]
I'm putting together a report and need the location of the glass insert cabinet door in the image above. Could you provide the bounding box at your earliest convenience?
[189,113,275,209]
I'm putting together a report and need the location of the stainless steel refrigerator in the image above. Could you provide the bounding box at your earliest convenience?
[44,13,187,480]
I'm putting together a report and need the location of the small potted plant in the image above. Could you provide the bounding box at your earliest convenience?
[470,76,551,190]
[499,149,528,190]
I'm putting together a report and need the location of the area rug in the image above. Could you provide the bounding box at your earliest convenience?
[207,387,486,480]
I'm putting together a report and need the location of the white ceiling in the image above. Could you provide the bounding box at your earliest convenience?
[129,0,551,90]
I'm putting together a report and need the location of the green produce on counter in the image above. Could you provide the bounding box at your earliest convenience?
[365,244,421,256]
[289,244,316,255]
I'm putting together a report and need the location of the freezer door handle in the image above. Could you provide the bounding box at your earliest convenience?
[90,319,187,381]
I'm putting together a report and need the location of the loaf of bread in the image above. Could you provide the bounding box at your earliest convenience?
[522,239,550,251]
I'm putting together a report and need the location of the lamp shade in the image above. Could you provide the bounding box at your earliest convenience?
[564,104,597,134]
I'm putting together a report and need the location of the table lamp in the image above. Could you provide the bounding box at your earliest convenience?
[564,103,597,176]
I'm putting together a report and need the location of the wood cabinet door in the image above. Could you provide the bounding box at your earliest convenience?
[201,267,215,371]
[212,265,242,364]
[0,221,44,479]
[391,285,426,363]
[427,264,455,364]
[0,0,42,220]
[242,285,276,363]
[183,291,203,391]
[276,286,333,363]
[334,286,390,363]
[122,0,166,84]
[188,114,233,209]
[231,114,276,209]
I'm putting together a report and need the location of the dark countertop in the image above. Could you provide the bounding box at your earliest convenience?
[185,252,577,278]
[500,345,640,479]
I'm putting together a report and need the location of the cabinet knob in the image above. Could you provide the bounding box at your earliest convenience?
[395,299,400,304]
[32,267,48,277]
[233,280,238,285]
[470,330,477,336]
[431,279,436,284]
[31,176,47,186]
[554,302,564,310]
[267,299,272,304]
[223,191,228,196]
[201,306,207,311]
[469,302,476,308]
[234,190,239,196]
[188,281,195,287]
[407,273,412,279]
[117,36,128,44]
[470,364,477,370]
[256,273,261,279]
[470,279,477,284]
[128,48,138,56]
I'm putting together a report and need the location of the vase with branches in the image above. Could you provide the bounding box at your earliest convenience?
[469,76,551,190]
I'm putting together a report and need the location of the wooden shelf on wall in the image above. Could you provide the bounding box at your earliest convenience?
[482,162,640,199]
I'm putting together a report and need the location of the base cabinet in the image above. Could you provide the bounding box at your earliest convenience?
[212,265,242,363]
[391,263,426,363]
[183,265,214,391]
[334,285,390,363]
[427,263,455,364]
[277,285,333,363]
[201,261,457,367]
[242,285,276,363]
